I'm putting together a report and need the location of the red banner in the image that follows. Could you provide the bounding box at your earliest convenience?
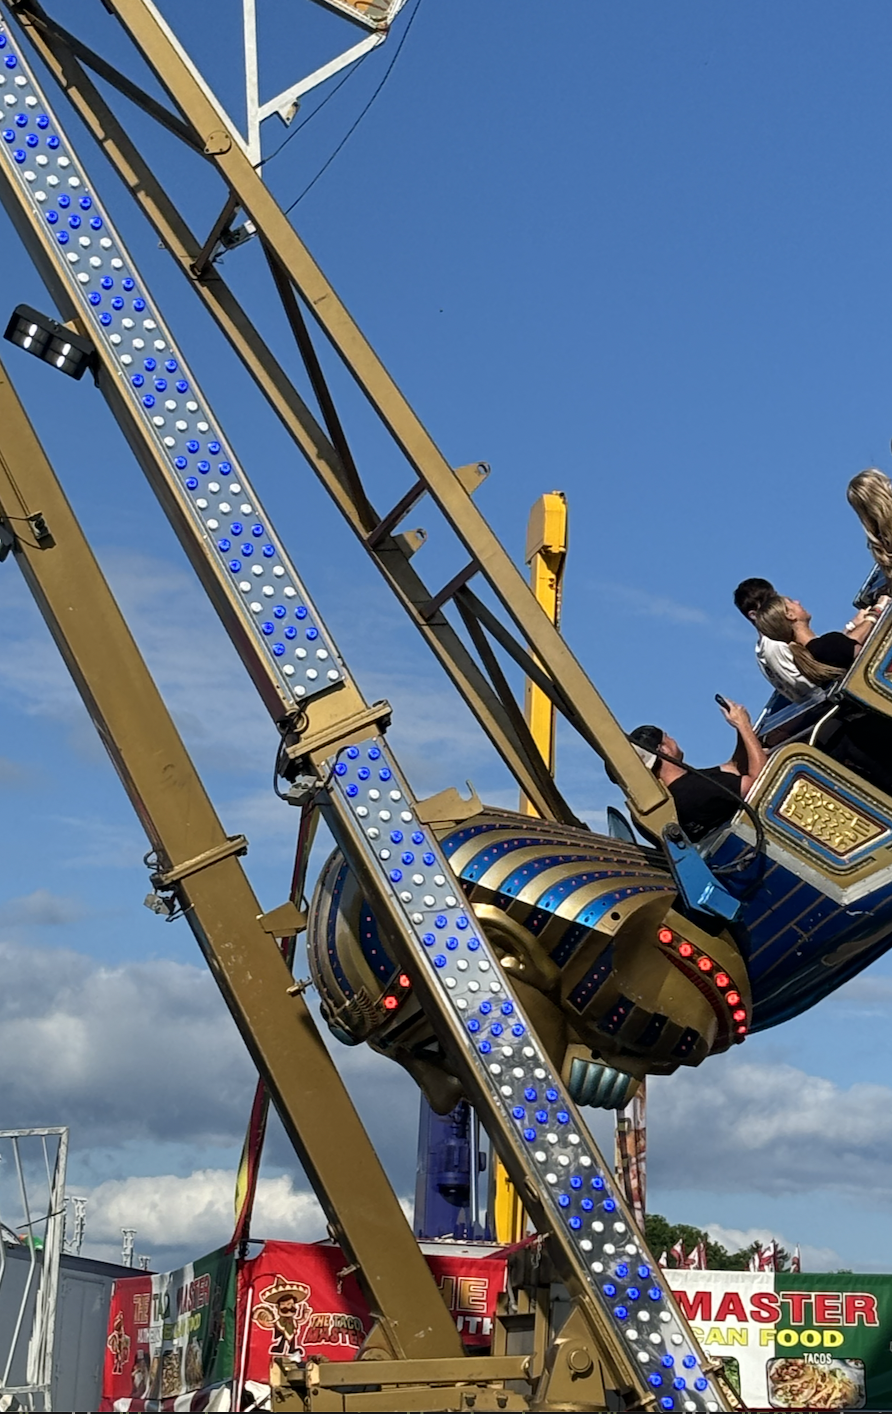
[236,1241,507,1404]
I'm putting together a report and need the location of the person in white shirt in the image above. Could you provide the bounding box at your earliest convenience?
[733,577,819,703]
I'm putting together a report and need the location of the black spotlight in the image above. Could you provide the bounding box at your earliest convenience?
[4,304,95,380]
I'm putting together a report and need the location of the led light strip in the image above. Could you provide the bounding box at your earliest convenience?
[0,20,342,706]
[325,738,727,1414]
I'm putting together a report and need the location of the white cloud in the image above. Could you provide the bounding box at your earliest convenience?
[649,1057,892,1205]
[591,581,711,626]
[2,890,90,926]
[0,940,255,1148]
[78,1169,326,1262]
[0,939,420,1197]
[705,1223,841,1273]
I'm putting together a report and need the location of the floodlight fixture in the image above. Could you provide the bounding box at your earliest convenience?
[4,304,95,380]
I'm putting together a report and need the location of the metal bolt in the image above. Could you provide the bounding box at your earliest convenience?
[567,1346,594,1375]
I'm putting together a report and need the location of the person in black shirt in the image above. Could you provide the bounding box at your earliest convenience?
[629,700,768,842]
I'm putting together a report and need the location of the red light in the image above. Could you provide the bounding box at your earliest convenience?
[398,973,411,989]
[736,1024,747,1035]
[678,942,694,958]
[658,928,674,944]
[715,972,730,988]
[697,957,713,972]
[383,996,399,1010]
[733,1008,746,1022]
[726,990,740,1007]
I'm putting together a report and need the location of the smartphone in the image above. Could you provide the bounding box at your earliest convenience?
[715,693,730,710]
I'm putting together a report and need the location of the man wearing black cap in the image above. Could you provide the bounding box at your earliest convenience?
[629,699,767,842]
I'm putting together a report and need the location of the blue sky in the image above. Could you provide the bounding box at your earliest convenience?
[3,0,892,1270]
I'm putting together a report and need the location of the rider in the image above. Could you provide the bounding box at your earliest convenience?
[630,699,768,842]
[733,576,818,703]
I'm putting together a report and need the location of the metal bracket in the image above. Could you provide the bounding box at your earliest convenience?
[414,782,483,826]
[284,700,392,764]
[257,900,306,937]
[662,825,741,923]
[0,519,14,562]
[151,834,248,887]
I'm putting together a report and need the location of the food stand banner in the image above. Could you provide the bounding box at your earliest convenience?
[101,1245,236,1411]
[669,1269,892,1409]
[102,1240,507,1410]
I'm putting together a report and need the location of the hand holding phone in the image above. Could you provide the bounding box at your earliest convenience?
[715,693,730,710]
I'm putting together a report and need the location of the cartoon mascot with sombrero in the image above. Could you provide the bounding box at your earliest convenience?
[252,1274,312,1364]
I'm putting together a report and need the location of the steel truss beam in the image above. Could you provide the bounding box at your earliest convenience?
[6,0,676,839]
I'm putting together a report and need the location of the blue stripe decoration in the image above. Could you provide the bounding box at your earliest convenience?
[535,868,632,913]
[326,860,354,1000]
[496,855,602,900]
[569,945,614,1011]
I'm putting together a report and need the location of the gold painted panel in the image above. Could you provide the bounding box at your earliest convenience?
[777,773,885,858]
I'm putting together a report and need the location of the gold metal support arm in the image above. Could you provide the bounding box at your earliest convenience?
[0,357,463,1364]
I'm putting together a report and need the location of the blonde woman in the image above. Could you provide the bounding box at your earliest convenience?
[848,468,892,585]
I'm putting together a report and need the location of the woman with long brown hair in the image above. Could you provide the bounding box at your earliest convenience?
[752,593,878,687]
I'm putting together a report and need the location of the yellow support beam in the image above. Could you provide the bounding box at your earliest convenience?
[521,492,568,813]
[492,493,569,1242]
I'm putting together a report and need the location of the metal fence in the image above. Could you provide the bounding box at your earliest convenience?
[0,1128,67,1411]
